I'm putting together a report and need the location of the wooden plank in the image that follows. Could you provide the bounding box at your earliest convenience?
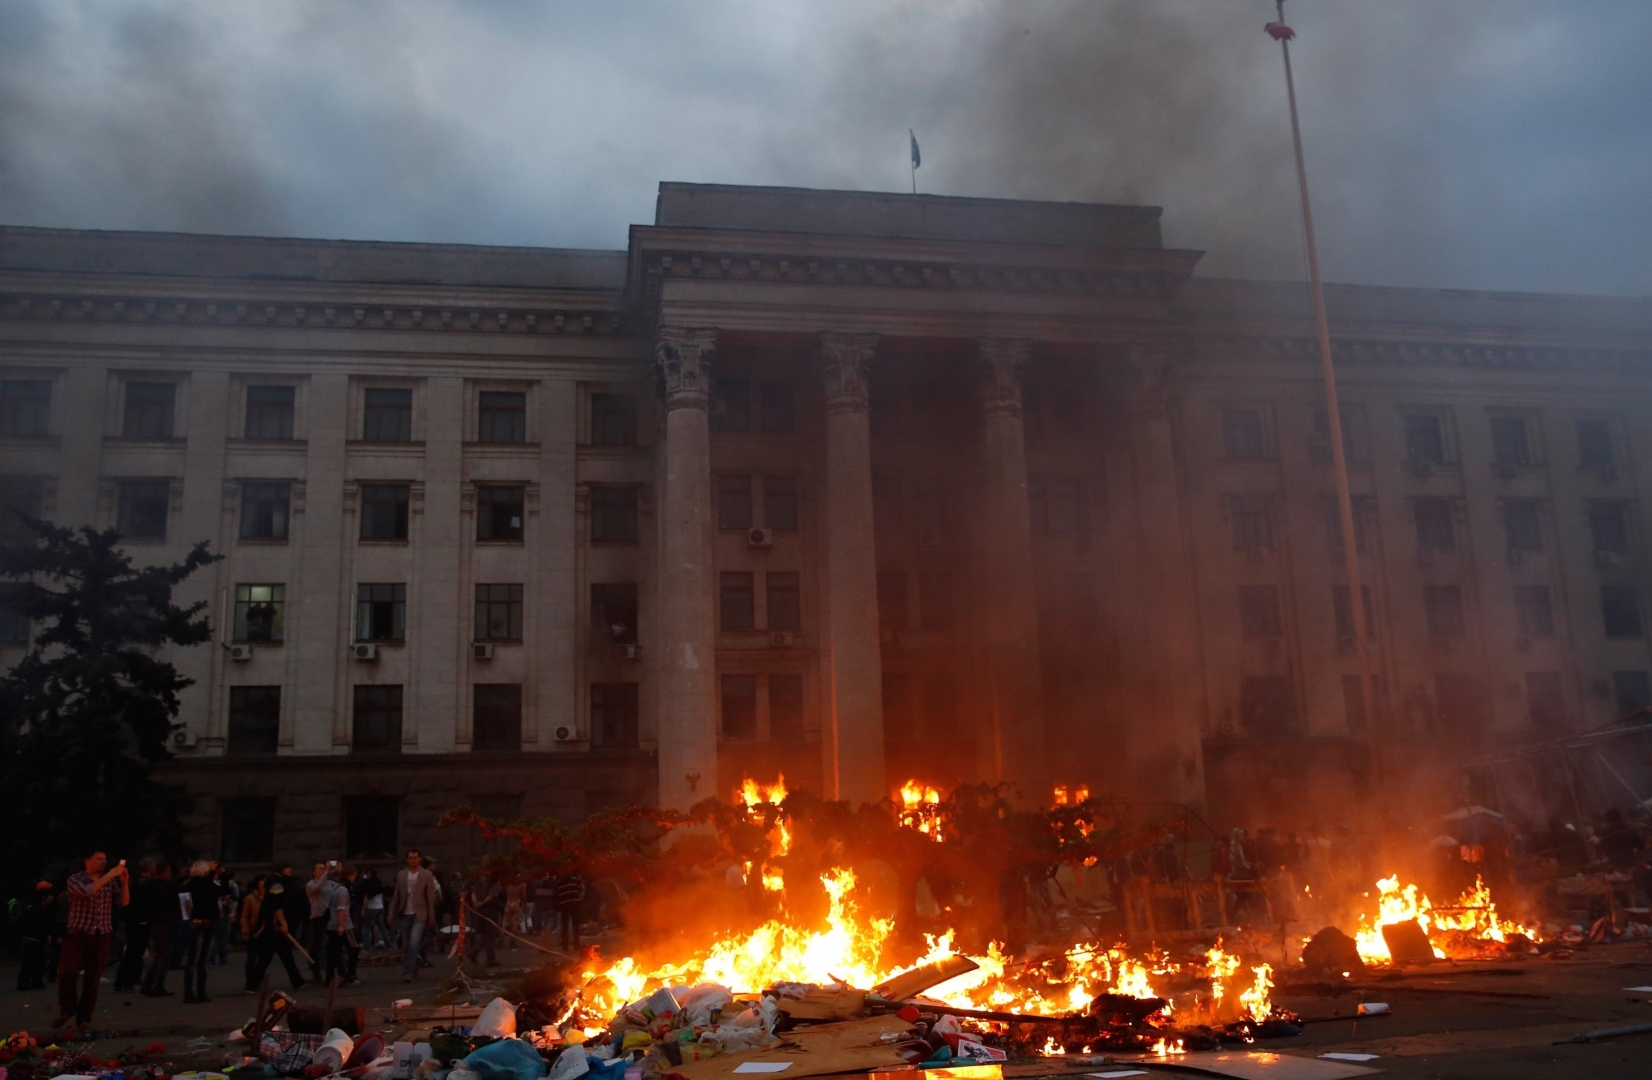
[874,956,980,1002]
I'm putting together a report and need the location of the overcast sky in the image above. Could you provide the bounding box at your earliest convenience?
[2,0,1648,295]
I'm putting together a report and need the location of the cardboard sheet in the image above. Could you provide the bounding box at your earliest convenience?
[1129,1051,1381,1080]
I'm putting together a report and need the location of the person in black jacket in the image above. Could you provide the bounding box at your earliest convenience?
[181,861,221,1003]
[112,860,157,991]
[15,882,54,990]
[246,878,306,991]
[140,863,176,996]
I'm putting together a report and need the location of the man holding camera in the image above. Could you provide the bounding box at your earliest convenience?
[54,850,129,1033]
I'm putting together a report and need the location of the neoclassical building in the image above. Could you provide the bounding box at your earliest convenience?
[2,183,1649,866]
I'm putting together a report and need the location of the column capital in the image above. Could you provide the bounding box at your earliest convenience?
[655,326,718,411]
[974,337,1033,418]
[820,331,879,414]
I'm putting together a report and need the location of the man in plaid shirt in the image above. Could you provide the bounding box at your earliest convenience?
[54,849,129,1032]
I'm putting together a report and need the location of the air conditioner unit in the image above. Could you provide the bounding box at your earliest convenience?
[228,644,253,662]
[614,643,639,660]
[553,725,574,742]
[171,729,197,749]
[473,642,495,661]
[770,632,793,648]
[352,642,378,661]
[747,527,774,548]
[1595,549,1622,568]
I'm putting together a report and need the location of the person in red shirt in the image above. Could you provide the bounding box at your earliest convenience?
[54,850,130,1033]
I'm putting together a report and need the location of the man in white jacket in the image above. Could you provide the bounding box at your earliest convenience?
[389,849,437,983]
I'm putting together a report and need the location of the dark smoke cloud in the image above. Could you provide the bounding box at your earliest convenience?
[1,1,1647,295]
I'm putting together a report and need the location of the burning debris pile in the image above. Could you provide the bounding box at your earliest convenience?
[1352,875,1543,965]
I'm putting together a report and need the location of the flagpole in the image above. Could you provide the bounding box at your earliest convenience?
[909,129,918,194]
[1268,1,1382,784]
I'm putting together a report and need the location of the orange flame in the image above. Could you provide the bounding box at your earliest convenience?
[1354,874,1540,964]
[896,780,945,841]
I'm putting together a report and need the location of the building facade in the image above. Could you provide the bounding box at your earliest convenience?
[3,183,1650,868]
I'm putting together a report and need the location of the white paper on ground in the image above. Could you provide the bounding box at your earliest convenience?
[1087,1072,1148,1078]
[733,1065,794,1074]
[1320,1054,1380,1062]
[1355,1001,1390,1016]
[1623,986,1652,992]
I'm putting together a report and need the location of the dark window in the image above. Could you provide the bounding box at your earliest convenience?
[922,675,958,740]
[473,684,522,751]
[0,476,44,544]
[226,686,281,754]
[1526,672,1567,729]
[718,474,752,530]
[1435,673,1489,736]
[360,484,410,541]
[917,572,953,631]
[474,583,524,642]
[591,583,638,644]
[764,476,798,531]
[1588,501,1630,553]
[720,674,757,740]
[1602,585,1643,639]
[220,798,276,863]
[478,391,526,443]
[117,480,170,539]
[343,795,399,859]
[1415,498,1455,553]
[476,485,525,542]
[351,685,403,752]
[363,387,412,442]
[591,682,639,748]
[0,585,29,643]
[1222,408,1266,460]
[1309,407,1359,465]
[356,583,406,641]
[872,473,904,534]
[1324,495,1374,557]
[245,385,295,440]
[1514,585,1555,638]
[766,572,801,630]
[0,379,51,437]
[1504,499,1543,552]
[1613,671,1652,717]
[1241,675,1299,736]
[877,570,909,631]
[1238,585,1281,639]
[240,482,290,541]
[234,584,285,642]
[1424,585,1466,638]
[590,393,637,446]
[710,378,751,433]
[720,572,755,630]
[123,382,176,439]
[1404,413,1445,467]
[1577,419,1615,469]
[1490,416,1532,467]
[770,674,805,744]
[1229,496,1272,550]
[589,485,638,543]
[759,380,795,434]
[469,794,522,855]
[1332,585,1376,640]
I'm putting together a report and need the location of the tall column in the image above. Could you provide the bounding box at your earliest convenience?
[820,332,887,804]
[974,338,1050,802]
[655,327,720,811]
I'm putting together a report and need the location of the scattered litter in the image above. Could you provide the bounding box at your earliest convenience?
[188,1036,216,1050]
[1354,1003,1389,1016]
[731,1066,793,1074]
[1319,1054,1380,1062]
[1086,1072,1147,1078]
[1623,986,1652,993]
[1562,1021,1652,1044]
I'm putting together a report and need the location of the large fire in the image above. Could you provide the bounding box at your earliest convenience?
[1353,874,1541,964]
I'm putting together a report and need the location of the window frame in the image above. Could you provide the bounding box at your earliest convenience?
[351,685,404,752]
[477,390,528,444]
[766,571,802,631]
[226,685,281,754]
[359,483,411,542]
[116,479,171,540]
[244,384,296,441]
[590,682,640,748]
[1602,585,1644,640]
[758,380,795,434]
[590,392,639,447]
[475,484,525,543]
[233,583,286,643]
[362,386,414,443]
[717,473,754,531]
[474,583,524,643]
[356,583,407,642]
[0,379,52,437]
[720,571,755,630]
[589,485,639,544]
[591,582,639,645]
[720,673,758,740]
[122,381,177,440]
[1220,407,1268,462]
[472,683,523,751]
[239,481,291,542]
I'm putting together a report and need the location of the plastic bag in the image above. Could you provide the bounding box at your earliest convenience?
[473,999,519,1039]
[462,1038,547,1080]
[546,1047,589,1080]
[678,985,733,1029]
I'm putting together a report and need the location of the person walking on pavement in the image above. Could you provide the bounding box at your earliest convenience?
[463,876,504,968]
[15,881,54,991]
[322,864,360,987]
[390,849,437,983]
[53,850,129,1034]
[112,859,156,991]
[304,862,329,982]
[240,876,267,992]
[246,877,306,992]
[140,863,176,996]
[357,867,388,949]
[181,860,221,1003]
[554,871,585,954]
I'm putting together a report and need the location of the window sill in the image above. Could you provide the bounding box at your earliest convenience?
[116,536,169,545]
[105,436,186,448]
[0,434,60,449]
[358,538,411,546]
[464,441,540,449]
[355,639,406,648]
[228,438,308,449]
[237,537,291,546]
[347,440,424,451]
[475,639,523,646]
[589,540,640,547]
[231,640,284,647]
[475,539,526,546]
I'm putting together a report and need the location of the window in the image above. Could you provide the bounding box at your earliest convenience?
[1490,415,1532,467]
[767,572,801,630]
[123,382,176,439]
[0,586,31,644]
[1588,501,1630,553]
[1414,498,1455,553]
[478,391,526,444]
[1222,408,1266,460]
[1238,585,1281,639]
[922,675,958,740]
[1424,585,1466,638]
[1602,585,1643,639]
[770,674,806,744]
[233,584,285,642]
[1577,419,1615,469]
[363,387,412,442]
[245,385,295,440]
[918,572,953,631]
[360,484,410,541]
[1241,675,1299,736]
[764,476,798,531]
[240,482,290,541]
[877,571,909,631]
[718,474,752,530]
[592,583,638,644]
[351,685,403,751]
[1324,495,1374,558]
[0,379,51,436]
[1404,413,1445,467]
[1526,672,1567,729]
[476,485,524,542]
[474,584,524,642]
[117,480,170,539]
[590,393,637,446]
[721,674,757,740]
[591,682,639,748]
[0,476,44,544]
[343,795,399,859]
[1229,496,1272,551]
[1504,499,1543,553]
[356,584,406,641]
[1513,586,1555,638]
[226,686,281,754]
[720,572,755,630]
[1435,673,1489,736]
[1332,585,1376,641]
[759,381,795,434]
[1613,671,1652,717]
[710,377,751,433]
[589,485,638,543]
[473,684,522,751]
[220,799,276,863]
